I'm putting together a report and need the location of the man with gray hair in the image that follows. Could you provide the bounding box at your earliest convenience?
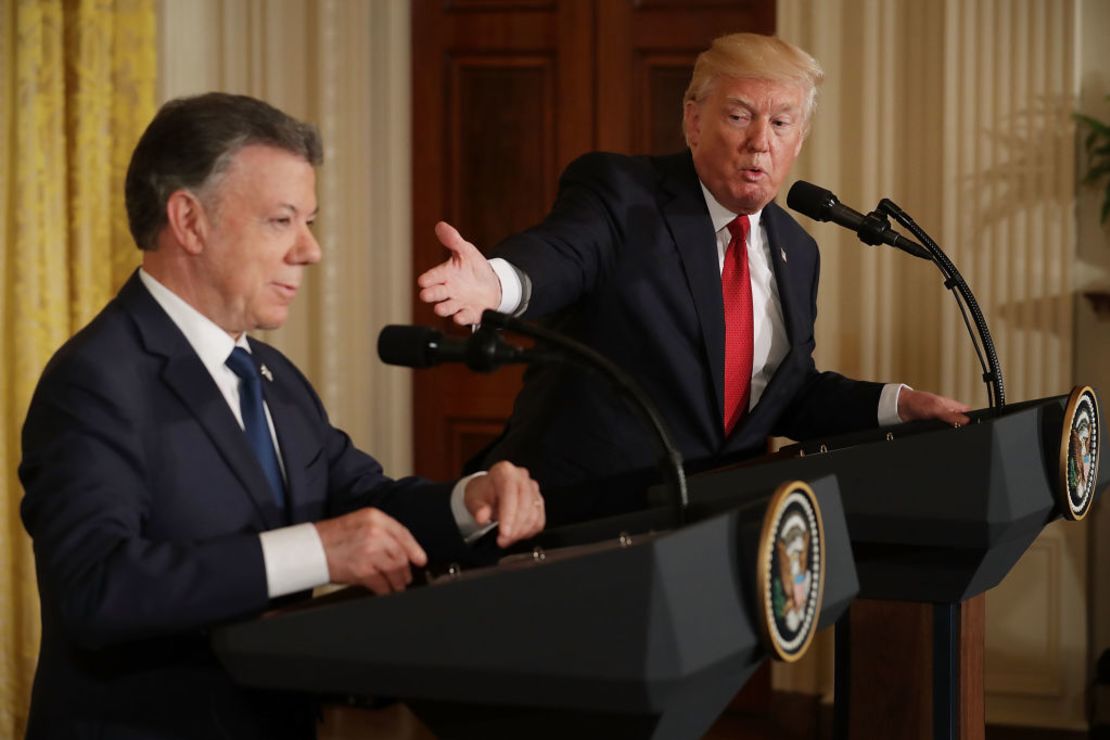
[418,32,970,518]
[20,92,545,739]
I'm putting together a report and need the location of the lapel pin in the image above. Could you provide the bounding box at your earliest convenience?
[780,248,788,263]
[260,364,273,382]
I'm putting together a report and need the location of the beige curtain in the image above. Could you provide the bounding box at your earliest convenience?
[0,0,155,733]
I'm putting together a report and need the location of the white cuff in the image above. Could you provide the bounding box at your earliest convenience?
[489,258,524,315]
[879,383,910,426]
[451,472,499,543]
[259,523,330,598]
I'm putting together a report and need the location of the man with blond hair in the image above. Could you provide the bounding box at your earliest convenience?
[418,33,969,517]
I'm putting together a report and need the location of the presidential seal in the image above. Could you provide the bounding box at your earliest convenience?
[756,481,825,662]
[1059,386,1100,521]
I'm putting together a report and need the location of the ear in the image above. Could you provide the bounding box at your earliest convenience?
[683,99,701,150]
[164,189,210,255]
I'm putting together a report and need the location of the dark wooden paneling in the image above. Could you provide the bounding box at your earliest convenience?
[446,0,555,10]
[847,599,933,739]
[961,594,986,740]
[446,419,509,474]
[842,596,986,740]
[449,57,556,249]
[596,0,774,153]
[411,0,592,480]
[638,54,694,154]
[412,1,773,480]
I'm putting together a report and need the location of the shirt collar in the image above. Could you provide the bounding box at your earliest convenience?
[138,268,251,377]
[697,180,763,236]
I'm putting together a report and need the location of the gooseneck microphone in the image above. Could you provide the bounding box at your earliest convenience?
[377,324,536,372]
[786,180,931,260]
[377,315,690,524]
[787,179,1005,408]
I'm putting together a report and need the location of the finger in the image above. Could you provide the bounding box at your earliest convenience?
[419,284,453,304]
[382,563,412,593]
[528,499,546,537]
[417,270,446,290]
[528,488,546,536]
[513,486,542,538]
[504,494,542,545]
[432,299,463,318]
[416,262,450,289]
[453,308,480,326]
[473,504,493,525]
[385,544,414,587]
[363,571,392,596]
[509,505,539,544]
[389,524,428,568]
[496,473,521,541]
[435,221,471,255]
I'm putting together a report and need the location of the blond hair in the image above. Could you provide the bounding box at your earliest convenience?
[683,33,824,129]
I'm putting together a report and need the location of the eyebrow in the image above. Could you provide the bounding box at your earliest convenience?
[724,96,801,115]
[277,202,320,218]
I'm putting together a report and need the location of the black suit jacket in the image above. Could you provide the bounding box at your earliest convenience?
[19,273,471,739]
[477,151,883,515]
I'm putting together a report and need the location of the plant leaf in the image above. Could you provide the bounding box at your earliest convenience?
[1076,113,1110,134]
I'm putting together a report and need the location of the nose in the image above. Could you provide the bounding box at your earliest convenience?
[292,222,322,265]
[745,116,771,152]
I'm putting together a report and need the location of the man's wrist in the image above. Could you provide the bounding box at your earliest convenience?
[259,523,330,598]
[451,472,497,543]
[489,258,524,314]
[879,383,910,426]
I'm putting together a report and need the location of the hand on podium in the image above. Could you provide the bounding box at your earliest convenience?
[898,388,972,426]
[464,460,545,548]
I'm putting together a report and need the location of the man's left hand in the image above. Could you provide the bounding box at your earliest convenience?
[464,461,545,548]
[898,388,972,426]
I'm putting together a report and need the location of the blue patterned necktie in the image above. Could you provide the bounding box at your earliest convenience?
[225,347,286,509]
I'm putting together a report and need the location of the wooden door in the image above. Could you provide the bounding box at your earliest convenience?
[410,0,773,481]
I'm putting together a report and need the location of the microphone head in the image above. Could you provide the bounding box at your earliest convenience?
[377,325,440,368]
[786,180,838,222]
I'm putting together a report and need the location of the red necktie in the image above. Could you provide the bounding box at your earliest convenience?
[722,215,753,435]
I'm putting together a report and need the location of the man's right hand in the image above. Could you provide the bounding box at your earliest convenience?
[416,221,501,326]
[314,508,427,595]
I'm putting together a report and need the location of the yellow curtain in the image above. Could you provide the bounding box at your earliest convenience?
[0,0,155,733]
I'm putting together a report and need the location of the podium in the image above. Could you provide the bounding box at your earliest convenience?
[213,476,859,740]
[659,391,1107,739]
[214,391,1104,739]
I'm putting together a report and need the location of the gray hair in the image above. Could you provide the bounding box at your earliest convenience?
[124,92,323,250]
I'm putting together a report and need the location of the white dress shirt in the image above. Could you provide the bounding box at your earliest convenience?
[139,269,483,598]
[489,181,903,426]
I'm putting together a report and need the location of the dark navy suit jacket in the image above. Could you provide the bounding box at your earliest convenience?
[477,151,884,515]
[19,272,470,739]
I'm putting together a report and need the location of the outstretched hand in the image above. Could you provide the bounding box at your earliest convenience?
[898,388,972,426]
[417,221,501,326]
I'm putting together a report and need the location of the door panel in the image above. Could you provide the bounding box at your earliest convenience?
[410,0,772,479]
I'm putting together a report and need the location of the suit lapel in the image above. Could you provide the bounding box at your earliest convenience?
[762,203,805,343]
[118,273,286,529]
[658,152,727,423]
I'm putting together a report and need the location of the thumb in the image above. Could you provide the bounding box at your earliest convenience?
[435,221,470,256]
[472,504,493,525]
